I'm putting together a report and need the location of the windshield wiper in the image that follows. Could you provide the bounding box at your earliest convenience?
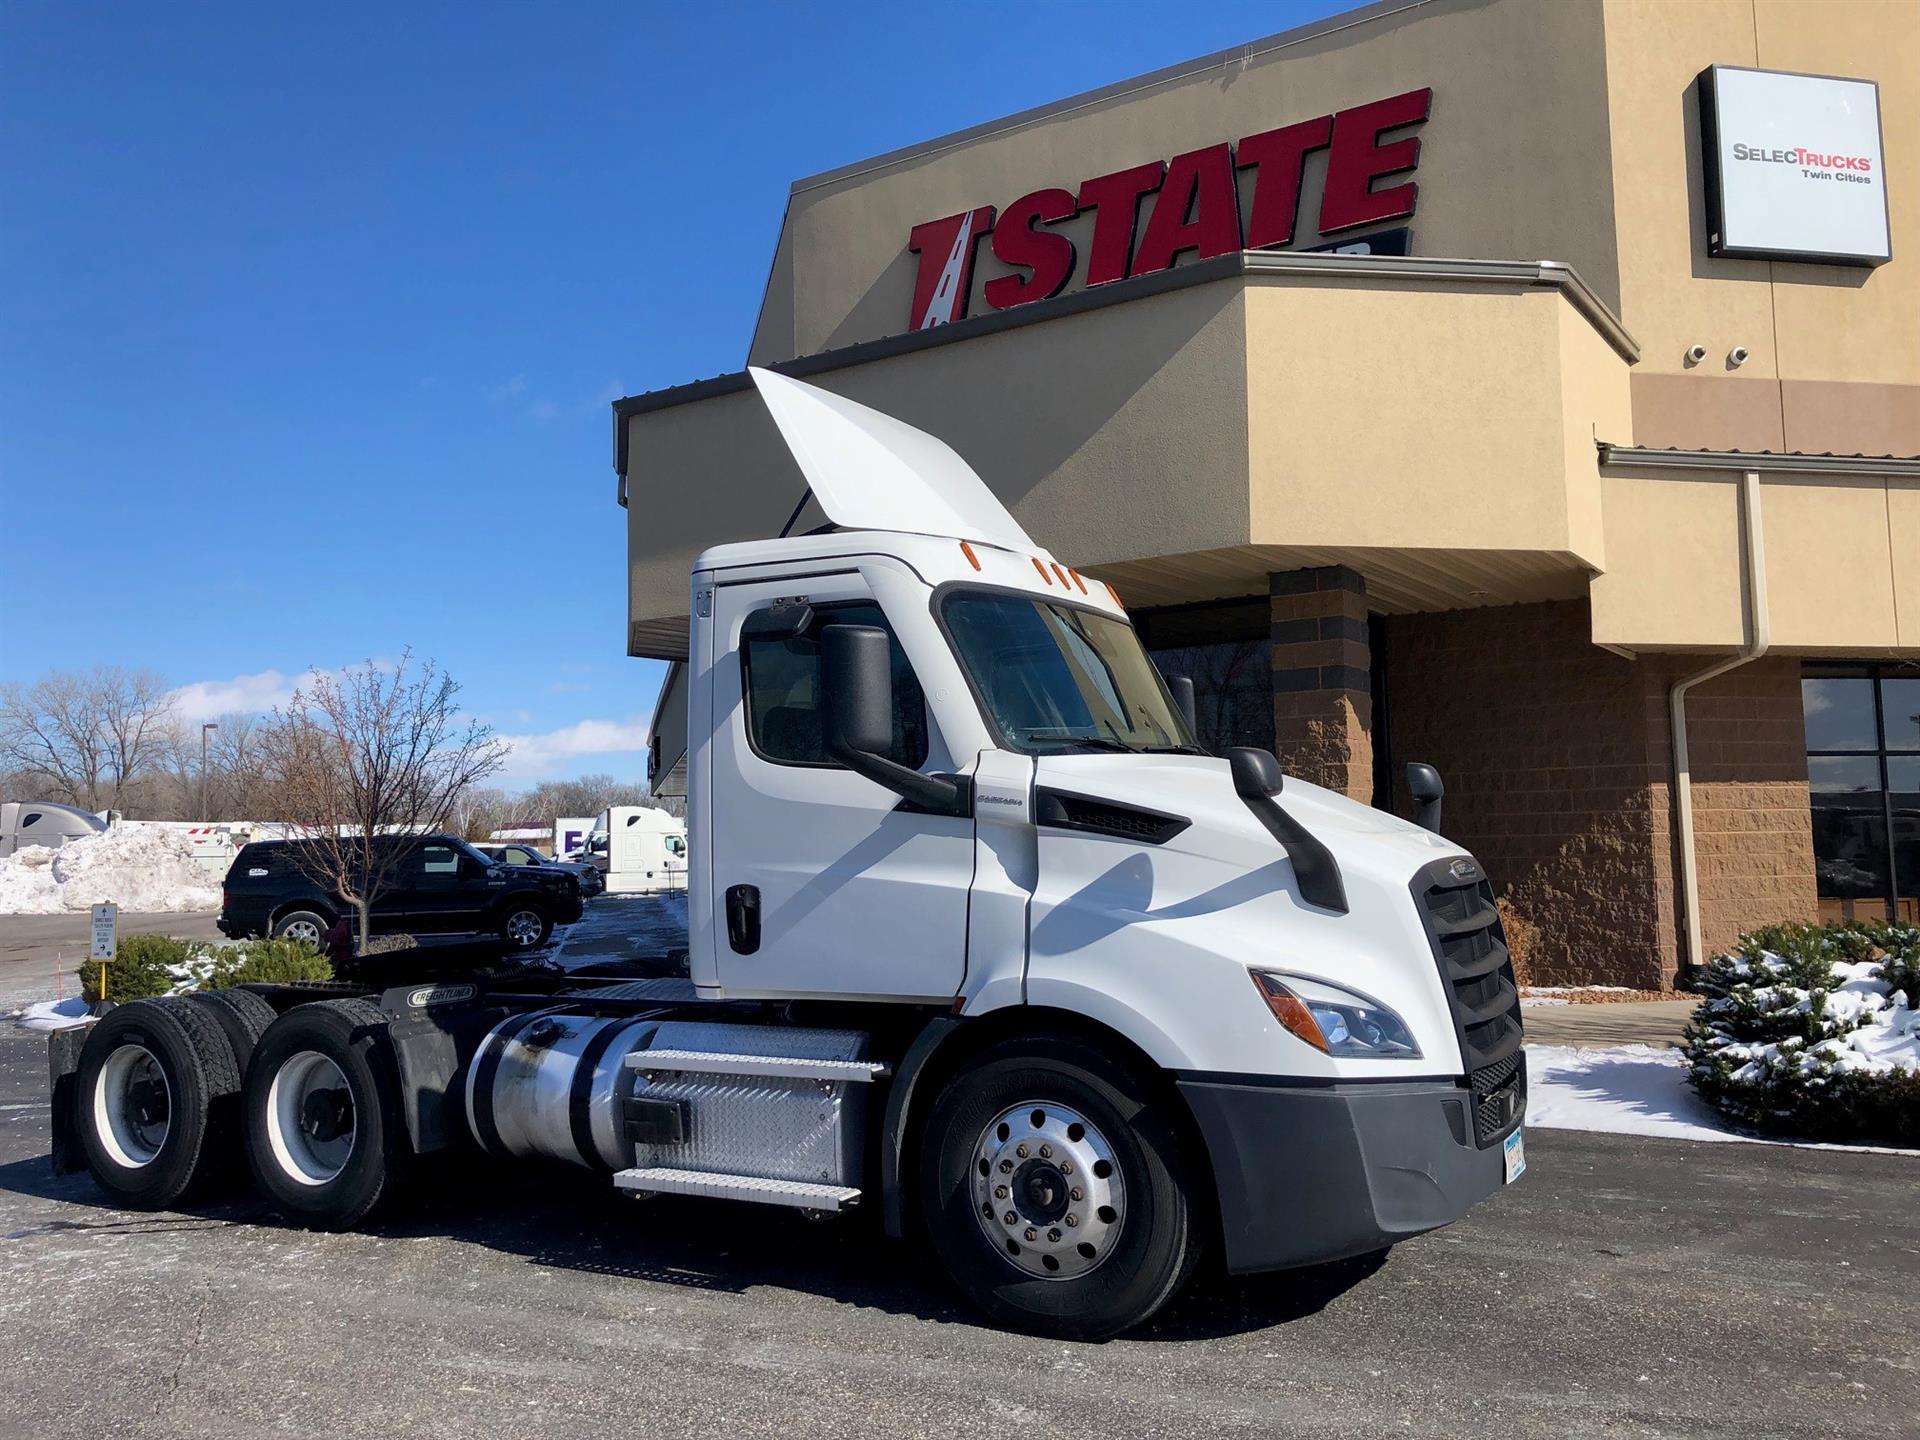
[1140,744,1210,755]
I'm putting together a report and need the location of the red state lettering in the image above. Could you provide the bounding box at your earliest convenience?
[1132,143,1241,275]
[1076,162,1165,286]
[985,188,1079,309]
[1236,114,1332,249]
[1319,88,1431,234]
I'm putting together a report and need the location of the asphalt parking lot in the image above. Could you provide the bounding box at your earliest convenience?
[0,1029,1914,1439]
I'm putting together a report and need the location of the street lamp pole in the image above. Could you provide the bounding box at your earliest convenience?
[201,722,218,822]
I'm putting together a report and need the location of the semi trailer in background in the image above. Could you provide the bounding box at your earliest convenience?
[50,370,1523,1338]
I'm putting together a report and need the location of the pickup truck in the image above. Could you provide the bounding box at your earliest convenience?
[218,832,582,949]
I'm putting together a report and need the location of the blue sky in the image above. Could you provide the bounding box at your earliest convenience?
[1,0,1339,783]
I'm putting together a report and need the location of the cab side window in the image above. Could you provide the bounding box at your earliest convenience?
[742,601,929,768]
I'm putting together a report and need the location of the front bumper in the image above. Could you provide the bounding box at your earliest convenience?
[1179,1073,1514,1274]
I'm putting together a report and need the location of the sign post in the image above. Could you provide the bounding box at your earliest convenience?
[89,902,118,1001]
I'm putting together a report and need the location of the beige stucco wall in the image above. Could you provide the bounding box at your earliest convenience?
[1590,468,1918,652]
[751,0,1621,364]
[1242,279,1629,561]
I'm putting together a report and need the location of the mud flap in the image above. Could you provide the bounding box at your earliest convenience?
[377,984,495,1154]
[47,1027,88,1176]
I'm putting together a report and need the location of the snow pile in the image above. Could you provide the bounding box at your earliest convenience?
[1526,1044,1737,1142]
[15,997,93,1033]
[1525,1042,1920,1153]
[0,827,221,914]
[1685,920,1920,1145]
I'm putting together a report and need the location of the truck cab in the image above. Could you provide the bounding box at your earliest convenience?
[58,368,1522,1341]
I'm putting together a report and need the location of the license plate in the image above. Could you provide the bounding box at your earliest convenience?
[1503,1127,1527,1183]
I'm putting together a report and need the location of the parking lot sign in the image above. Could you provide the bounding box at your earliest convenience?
[89,903,118,961]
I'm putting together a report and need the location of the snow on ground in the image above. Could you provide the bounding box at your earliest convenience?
[544,892,689,972]
[0,828,220,915]
[14,998,92,1033]
[1525,1042,1919,1154]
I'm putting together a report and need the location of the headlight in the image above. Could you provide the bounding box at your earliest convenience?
[1249,971,1422,1059]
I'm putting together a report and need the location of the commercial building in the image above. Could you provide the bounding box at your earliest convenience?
[613,0,1918,987]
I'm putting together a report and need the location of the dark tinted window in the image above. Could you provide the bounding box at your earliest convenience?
[21,812,41,828]
[1803,663,1920,924]
[742,601,928,767]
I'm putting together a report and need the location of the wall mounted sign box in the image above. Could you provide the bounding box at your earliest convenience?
[1698,65,1890,266]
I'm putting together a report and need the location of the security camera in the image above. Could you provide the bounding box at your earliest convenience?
[1684,344,1708,367]
[1727,345,1751,368]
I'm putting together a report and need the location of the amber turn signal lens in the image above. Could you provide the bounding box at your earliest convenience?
[1249,972,1330,1053]
[959,540,982,571]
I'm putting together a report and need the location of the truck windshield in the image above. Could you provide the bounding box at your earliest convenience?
[941,590,1199,754]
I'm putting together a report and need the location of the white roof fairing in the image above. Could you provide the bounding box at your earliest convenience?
[747,367,1038,553]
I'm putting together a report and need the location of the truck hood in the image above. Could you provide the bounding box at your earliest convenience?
[1019,752,1474,1078]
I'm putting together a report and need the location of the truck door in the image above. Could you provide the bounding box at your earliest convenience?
[709,574,971,1001]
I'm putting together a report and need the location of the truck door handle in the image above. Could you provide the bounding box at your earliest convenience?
[725,884,761,955]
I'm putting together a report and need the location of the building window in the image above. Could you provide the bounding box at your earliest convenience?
[1135,597,1275,754]
[1802,663,1920,923]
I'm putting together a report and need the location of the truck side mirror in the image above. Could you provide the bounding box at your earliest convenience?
[820,624,965,816]
[1227,746,1284,799]
[1406,762,1444,833]
[821,623,894,758]
[1167,675,1197,737]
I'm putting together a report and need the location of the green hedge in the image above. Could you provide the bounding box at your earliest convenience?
[1684,919,1920,1146]
[80,933,332,1004]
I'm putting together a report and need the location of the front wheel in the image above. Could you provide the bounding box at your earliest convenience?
[498,903,552,949]
[916,1035,1201,1340]
[272,909,329,946]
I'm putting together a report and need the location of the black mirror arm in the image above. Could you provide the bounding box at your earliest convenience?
[827,741,968,817]
[1239,796,1350,915]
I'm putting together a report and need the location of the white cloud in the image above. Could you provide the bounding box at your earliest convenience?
[495,717,651,780]
[170,668,312,722]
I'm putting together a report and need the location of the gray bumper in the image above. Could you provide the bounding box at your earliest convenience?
[1178,1075,1511,1274]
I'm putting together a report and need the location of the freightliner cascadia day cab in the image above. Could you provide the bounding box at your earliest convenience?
[50,369,1525,1339]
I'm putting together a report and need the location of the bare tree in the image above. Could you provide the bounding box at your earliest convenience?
[0,668,177,811]
[261,654,508,947]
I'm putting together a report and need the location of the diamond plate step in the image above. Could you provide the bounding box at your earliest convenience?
[562,978,703,1003]
[624,1049,889,1082]
[613,1167,862,1210]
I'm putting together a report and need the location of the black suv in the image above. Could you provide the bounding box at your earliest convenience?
[218,833,582,950]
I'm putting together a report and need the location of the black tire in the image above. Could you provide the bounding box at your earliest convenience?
[189,987,278,1074]
[74,997,241,1209]
[916,1034,1202,1340]
[272,909,330,947]
[497,901,552,950]
[243,999,408,1229]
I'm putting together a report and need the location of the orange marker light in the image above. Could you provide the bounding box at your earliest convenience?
[1068,568,1088,594]
[1032,557,1053,585]
[1105,582,1124,609]
[1250,973,1330,1053]
[1051,562,1072,588]
[959,540,981,571]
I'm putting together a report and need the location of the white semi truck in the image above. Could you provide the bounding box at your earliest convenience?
[582,804,688,892]
[49,370,1524,1338]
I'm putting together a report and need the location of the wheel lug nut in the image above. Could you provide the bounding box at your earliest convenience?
[993,1185,1009,1199]
[1015,1143,1029,1158]
[1024,1227,1037,1242]
[999,1159,1014,1173]
[1065,1214,1079,1227]
[1048,1228,1062,1242]
[1004,1210,1018,1225]
[1038,1144,1053,1159]
[1058,1161,1073,1175]
[1070,1187,1084,1202]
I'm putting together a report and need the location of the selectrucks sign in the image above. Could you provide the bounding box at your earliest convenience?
[1698,65,1890,266]
[907,87,1431,330]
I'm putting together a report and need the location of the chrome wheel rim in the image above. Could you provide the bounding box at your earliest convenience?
[265,1050,355,1185]
[280,918,322,945]
[504,910,543,947]
[95,1043,171,1168]
[970,1100,1125,1280]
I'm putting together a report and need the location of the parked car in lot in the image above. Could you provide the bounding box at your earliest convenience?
[476,841,605,897]
[218,833,583,950]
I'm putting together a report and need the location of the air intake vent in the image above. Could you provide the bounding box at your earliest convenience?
[1034,789,1189,845]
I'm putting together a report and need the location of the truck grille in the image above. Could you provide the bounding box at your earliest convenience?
[1411,859,1525,1148]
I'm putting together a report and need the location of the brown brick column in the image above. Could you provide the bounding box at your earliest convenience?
[1270,566,1372,801]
